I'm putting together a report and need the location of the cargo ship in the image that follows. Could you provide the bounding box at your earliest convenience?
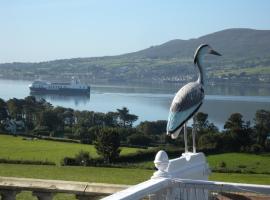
[29,77,90,95]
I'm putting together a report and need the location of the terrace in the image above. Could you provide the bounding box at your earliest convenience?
[1,150,270,200]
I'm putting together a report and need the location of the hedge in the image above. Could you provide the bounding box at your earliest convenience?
[0,158,55,166]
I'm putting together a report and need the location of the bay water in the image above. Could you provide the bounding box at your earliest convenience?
[0,79,269,130]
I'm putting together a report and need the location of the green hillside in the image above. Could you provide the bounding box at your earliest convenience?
[0,28,270,84]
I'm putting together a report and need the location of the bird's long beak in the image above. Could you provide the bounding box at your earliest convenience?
[210,49,222,56]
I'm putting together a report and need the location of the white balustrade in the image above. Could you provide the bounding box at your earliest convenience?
[1,150,270,199]
[102,150,270,200]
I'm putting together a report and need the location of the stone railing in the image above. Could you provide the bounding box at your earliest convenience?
[0,176,129,200]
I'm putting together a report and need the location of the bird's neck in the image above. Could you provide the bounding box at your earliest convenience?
[196,55,205,85]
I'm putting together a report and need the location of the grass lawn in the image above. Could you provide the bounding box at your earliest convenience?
[0,134,141,165]
[0,163,270,200]
[128,153,270,174]
[207,153,270,174]
[209,172,270,185]
[0,164,152,185]
[1,134,270,189]
[0,164,270,185]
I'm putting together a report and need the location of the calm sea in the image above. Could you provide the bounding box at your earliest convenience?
[0,79,270,130]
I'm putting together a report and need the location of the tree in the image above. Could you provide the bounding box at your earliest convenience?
[94,127,121,163]
[62,109,75,127]
[224,113,252,151]
[104,112,119,127]
[117,107,138,128]
[127,134,152,146]
[38,109,62,131]
[194,112,209,129]
[74,111,95,128]
[137,120,167,136]
[23,96,39,130]
[224,113,244,130]
[254,110,270,149]
[193,112,218,136]
[7,98,24,119]
[0,98,8,121]
[198,132,221,150]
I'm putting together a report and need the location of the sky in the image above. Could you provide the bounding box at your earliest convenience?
[0,0,270,63]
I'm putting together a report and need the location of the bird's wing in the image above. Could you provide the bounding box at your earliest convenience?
[167,102,202,134]
[171,82,204,112]
[167,82,204,134]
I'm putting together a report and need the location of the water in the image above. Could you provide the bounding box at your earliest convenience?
[0,79,270,130]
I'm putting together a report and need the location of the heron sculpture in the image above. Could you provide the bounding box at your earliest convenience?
[167,44,221,153]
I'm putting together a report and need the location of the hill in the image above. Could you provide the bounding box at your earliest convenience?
[127,28,270,59]
[1,28,270,84]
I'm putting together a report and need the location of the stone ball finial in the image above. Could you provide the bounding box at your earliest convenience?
[154,150,169,172]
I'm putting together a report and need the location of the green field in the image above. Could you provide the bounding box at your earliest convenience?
[0,135,141,165]
[0,164,152,185]
[0,164,269,185]
[1,134,270,186]
[1,163,269,200]
[130,152,270,174]
[208,153,270,174]
[213,66,270,76]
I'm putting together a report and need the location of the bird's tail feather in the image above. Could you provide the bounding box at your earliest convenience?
[168,127,182,139]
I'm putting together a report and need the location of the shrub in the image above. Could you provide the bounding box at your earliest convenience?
[62,146,217,167]
[0,158,55,165]
[219,161,226,168]
[94,127,121,163]
[75,150,91,166]
[61,157,77,166]
[40,136,80,143]
[127,134,152,146]
[237,164,247,169]
[250,144,263,154]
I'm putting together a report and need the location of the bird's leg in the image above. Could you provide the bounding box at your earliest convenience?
[192,123,196,153]
[184,123,188,153]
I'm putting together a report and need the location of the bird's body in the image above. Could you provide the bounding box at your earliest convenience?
[167,81,204,138]
[166,44,221,147]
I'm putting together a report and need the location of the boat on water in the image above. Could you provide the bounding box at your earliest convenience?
[29,77,90,95]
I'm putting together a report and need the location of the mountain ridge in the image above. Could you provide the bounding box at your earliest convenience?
[122,28,270,59]
[1,28,270,84]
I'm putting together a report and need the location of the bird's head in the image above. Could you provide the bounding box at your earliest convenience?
[194,44,221,64]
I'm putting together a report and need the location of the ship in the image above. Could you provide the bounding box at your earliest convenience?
[29,77,90,95]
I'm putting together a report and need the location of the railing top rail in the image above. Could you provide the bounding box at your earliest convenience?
[102,178,270,200]
[172,178,270,195]
[0,176,129,195]
[102,178,171,200]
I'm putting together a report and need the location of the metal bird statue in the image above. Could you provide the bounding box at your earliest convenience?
[167,44,221,153]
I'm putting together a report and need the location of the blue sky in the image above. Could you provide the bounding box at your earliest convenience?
[0,0,270,63]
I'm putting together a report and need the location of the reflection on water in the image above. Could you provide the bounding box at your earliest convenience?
[0,79,270,130]
[206,84,270,96]
[31,93,90,107]
[92,82,270,96]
